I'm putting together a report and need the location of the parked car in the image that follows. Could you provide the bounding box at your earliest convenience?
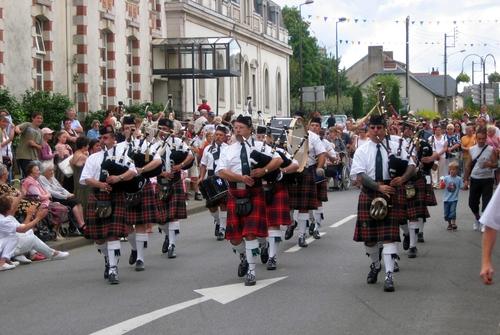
[321,114,347,128]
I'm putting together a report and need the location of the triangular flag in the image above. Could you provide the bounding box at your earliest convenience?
[308,15,312,19]
[363,19,367,22]
[420,20,424,25]
[355,19,358,23]
[324,17,328,22]
[411,21,415,24]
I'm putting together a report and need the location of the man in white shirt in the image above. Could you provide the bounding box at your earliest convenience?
[216,115,282,286]
[350,115,415,292]
[480,186,500,284]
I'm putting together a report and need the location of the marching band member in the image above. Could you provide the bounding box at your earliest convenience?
[199,125,229,241]
[286,117,326,247]
[216,115,282,286]
[156,118,194,259]
[121,117,163,271]
[350,115,415,292]
[80,126,137,284]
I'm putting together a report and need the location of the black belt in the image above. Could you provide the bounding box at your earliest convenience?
[229,180,262,189]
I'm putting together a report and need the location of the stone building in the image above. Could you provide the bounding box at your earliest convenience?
[0,0,291,120]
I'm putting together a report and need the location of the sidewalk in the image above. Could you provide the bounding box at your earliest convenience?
[47,199,208,251]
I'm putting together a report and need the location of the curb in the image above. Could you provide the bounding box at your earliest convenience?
[47,203,208,251]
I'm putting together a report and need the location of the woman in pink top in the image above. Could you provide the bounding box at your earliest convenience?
[54,131,74,192]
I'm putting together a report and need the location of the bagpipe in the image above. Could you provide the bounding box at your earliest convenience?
[127,138,163,178]
[377,136,408,179]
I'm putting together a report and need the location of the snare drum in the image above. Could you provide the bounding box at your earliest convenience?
[199,176,228,202]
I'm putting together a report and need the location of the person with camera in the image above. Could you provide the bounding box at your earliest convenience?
[350,114,415,292]
[464,127,498,232]
[80,126,137,284]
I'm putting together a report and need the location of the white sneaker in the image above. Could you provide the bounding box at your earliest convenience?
[14,255,32,264]
[480,224,486,233]
[8,261,20,267]
[473,221,479,231]
[51,251,69,260]
[0,263,16,271]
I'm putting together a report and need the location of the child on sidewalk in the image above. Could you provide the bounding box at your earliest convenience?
[443,161,464,230]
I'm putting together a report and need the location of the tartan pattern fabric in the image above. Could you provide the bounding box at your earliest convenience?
[84,190,130,241]
[316,180,328,203]
[265,183,291,227]
[424,179,437,206]
[353,187,404,243]
[287,168,318,210]
[406,175,430,221]
[159,178,187,223]
[225,186,268,241]
[126,181,158,225]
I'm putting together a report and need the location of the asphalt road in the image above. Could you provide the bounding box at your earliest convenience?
[1,188,499,335]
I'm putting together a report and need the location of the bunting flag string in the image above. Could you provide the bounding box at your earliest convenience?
[336,40,500,47]
[302,15,500,26]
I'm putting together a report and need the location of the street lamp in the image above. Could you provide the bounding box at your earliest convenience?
[298,0,313,113]
[461,53,497,105]
[336,17,347,113]
[444,47,465,117]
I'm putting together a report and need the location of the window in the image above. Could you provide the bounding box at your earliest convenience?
[264,69,269,109]
[218,55,225,102]
[252,74,256,107]
[101,31,109,110]
[198,79,205,100]
[236,77,241,104]
[35,19,45,55]
[34,57,44,91]
[243,62,249,99]
[277,72,282,111]
[127,38,134,105]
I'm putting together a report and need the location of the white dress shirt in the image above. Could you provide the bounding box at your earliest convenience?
[200,142,228,175]
[79,145,136,185]
[307,131,326,167]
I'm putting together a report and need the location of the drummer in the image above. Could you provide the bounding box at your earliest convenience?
[199,125,229,241]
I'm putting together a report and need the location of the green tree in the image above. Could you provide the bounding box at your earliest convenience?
[389,80,401,112]
[0,88,25,123]
[456,72,470,83]
[363,74,401,115]
[464,96,479,111]
[352,86,363,119]
[488,72,500,83]
[20,90,73,131]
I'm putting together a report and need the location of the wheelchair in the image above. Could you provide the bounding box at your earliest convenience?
[325,151,351,191]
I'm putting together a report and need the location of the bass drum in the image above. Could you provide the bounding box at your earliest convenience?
[268,117,309,173]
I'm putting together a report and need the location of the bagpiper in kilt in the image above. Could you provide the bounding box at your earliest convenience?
[156,118,194,259]
[121,116,164,271]
[199,125,229,241]
[286,117,327,246]
[79,125,138,284]
[216,115,283,287]
[350,114,416,293]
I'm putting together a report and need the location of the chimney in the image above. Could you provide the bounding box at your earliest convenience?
[431,67,439,75]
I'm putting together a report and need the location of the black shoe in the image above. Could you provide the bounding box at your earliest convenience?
[367,262,381,284]
[393,261,400,273]
[214,223,220,237]
[408,247,417,258]
[298,235,308,248]
[194,192,203,201]
[108,267,120,285]
[383,272,395,292]
[167,244,176,259]
[245,271,256,286]
[417,232,425,243]
[266,256,277,270]
[402,234,410,251]
[135,259,145,271]
[161,235,169,254]
[312,230,321,239]
[308,221,315,236]
[237,254,249,277]
[104,265,109,280]
[129,250,137,265]
[285,221,297,240]
[216,230,225,241]
[260,243,269,264]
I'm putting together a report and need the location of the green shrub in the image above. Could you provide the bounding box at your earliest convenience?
[20,90,73,131]
[83,110,107,131]
[0,88,26,123]
[415,110,441,121]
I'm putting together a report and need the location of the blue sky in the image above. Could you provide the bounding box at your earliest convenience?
[274,0,500,88]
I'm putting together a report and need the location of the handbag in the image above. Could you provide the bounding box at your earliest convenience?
[405,184,416,199]
[235,197,252,217]
[95,200,113,218]
[57,155,74,178]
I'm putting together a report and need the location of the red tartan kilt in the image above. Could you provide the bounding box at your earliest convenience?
[84,191,130,241]
[287,168,318,210]
[225,186,267,241]
[126,181,158,225]
[158,178,187,224]
[316,180,328,203]
[353,188,403,243]
[424,180,437,206]
[406,175,430,221]
[265,183,291,227]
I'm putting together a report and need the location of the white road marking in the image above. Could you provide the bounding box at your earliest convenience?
[329,214,357,228]
[284,232,326,253]
[88,276,287,335]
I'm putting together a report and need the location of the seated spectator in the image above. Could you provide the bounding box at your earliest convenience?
[21,162,69,239]
[86,120,100,140]
[71,137,90,216]
[62,118,78,150]
[88,138,101,155]
[39,161,86,232]
[0,163,41,219]
[54,130,74,192]
[0,195,68,270]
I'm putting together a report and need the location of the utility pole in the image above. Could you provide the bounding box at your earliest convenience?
[443,28,456,118]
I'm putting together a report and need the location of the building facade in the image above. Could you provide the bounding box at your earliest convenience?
[0,0,291,120]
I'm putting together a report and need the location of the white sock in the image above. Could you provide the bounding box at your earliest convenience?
[313,210,322,230]
[232,241,245,256]
[128,232,137,251]
[219,211,227,231]
[417,218,424,231]
[210,210,219,223]
[107,240,121,269]
[169,221,180,247]
[297,212,309,236]
[365,244,380,268]
[268,230,282,258]
[135,233,148,262]
[400,223,409,235]
[409,228,417,248]
[245,239,259,273]
[292,210,298,222]
[382,243,398,274]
